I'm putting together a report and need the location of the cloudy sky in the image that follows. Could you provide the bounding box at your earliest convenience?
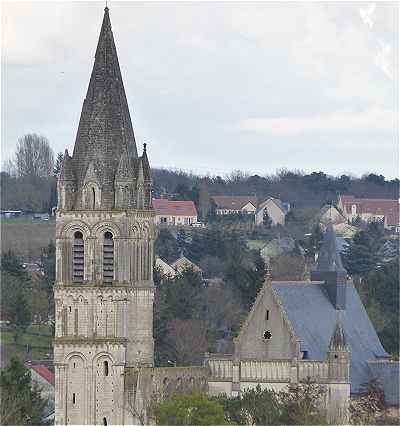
[2,1,398,178]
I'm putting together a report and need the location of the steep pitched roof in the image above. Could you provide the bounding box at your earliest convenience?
[257,197,286,213]
[272,281,389,393]
[72,7,138,191]
[212,196,257,210]
[153,199,197,217]
[315,223,347,273]
[171,256,202,273]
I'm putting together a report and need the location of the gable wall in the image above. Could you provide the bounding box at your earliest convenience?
[236,285,296,360]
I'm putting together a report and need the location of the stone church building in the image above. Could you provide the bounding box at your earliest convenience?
[54,7,397,425]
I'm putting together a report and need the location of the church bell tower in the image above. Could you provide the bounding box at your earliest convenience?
[54,7,154,425]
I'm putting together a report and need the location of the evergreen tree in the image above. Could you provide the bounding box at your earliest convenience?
[53,151,64,177]
[10,290,31,331]
[176,229,187,256]
[0,357,48,426]
[263,209,272,228]
[343,231,379,278]
[186,231,204,263]
[155,229,180,263]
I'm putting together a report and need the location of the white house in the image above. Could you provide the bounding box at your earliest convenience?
[255,197,288,226]
[212,196,257,215]
[153,198,198,226]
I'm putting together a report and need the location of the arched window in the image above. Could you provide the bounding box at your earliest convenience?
[103,418,107,426]
[72,393,76,404]
[104,360,109,376]
[73,231,84,283]
[103,232,114,283]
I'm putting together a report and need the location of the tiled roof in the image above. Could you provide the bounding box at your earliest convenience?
[339,196,399,222]
[29,364,55,386]
[272,281,389,394]
[171,256,202,273]
[212,196,257,210]
[368,360,400,405]
[153,199,197,217]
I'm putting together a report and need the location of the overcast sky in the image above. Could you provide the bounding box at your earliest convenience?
[1,1,398,178]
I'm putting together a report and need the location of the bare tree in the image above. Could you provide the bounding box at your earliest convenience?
[15,134,54,178]
[166,319,208,365]
[2,159,16,177]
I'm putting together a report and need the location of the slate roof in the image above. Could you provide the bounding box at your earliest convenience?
[315,223,346,273]
[153,199,197,217]
[212,196,258,210]
[368,361,400,405]
[272,281,389,393]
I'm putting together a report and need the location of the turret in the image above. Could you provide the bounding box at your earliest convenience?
[114,152,136,208]
[311,223,347,309]
[328,316,350,381]
[57,149,76,210]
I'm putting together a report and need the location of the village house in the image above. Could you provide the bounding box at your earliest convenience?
[171,256,202,276]
[212,195,257,215]
[153,198,198,226]
[338,195,399,232]
[27,362,55,422]
[255,197,289,226]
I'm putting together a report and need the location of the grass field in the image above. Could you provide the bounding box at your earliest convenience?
[1,324,53,367]
[1,217,55,260]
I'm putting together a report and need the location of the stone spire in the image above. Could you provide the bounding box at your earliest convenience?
[311,223,348,310]
[71,6,138,208]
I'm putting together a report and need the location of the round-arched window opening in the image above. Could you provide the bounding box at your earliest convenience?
[74,231,83,239]
[104,231,113,240]
[263,330,272,340]
[104,360,109,376]
[334,354,338,359]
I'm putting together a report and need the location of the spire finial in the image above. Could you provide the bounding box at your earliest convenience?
[143,142,147,153]
[105,1,108,11]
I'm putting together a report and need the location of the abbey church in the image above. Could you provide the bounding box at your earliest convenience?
[54,7,397,426]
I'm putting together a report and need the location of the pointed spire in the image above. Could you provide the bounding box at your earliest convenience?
[329,314,348,351]
[71,6,138,207]
[141,142,151,181]
[59,149,75,182]
[315,223,346,273]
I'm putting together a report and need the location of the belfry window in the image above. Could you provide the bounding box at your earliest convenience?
[103,418,107,426]
[92,187,96,209]
[103,232,114,283]
[104,360,109,376]
[72,231,84,283]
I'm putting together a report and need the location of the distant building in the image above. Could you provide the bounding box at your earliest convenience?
[255,197,289,226]
[0,210,22,217]
[206,224,397,424]
[319,204,346,225]
[27,363,55,422]
[155,257,177,278]
[212,196,257,216]
[338,195,399,231]
[153,198,198,226]
[171,256,202,276]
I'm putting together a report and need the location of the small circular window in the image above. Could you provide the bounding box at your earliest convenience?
[263,330,272,340]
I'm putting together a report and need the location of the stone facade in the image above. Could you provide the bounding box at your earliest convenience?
[54,8,205,425]
[205,279,351,425]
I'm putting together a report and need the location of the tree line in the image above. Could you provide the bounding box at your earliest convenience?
[2,132,398,213]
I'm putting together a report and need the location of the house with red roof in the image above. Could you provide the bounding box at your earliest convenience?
[338,195,399,232]
[153,198,198,226]
[26,362,55,420]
